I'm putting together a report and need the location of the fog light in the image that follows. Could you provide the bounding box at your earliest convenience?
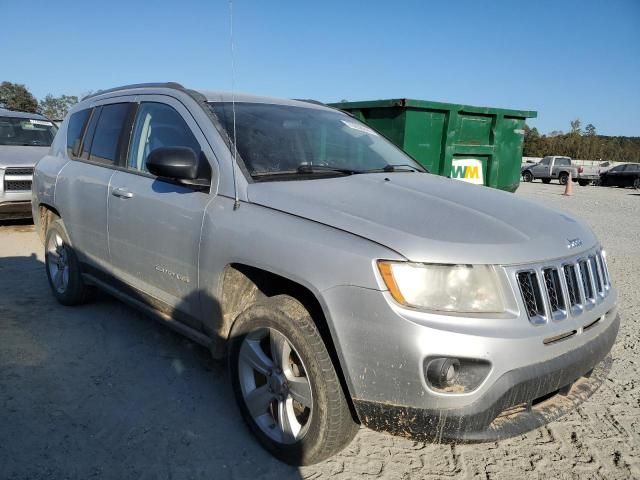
[424,357,491,393]
[426,358,460,388]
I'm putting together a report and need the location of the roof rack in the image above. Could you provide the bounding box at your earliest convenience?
[82,82,185,101]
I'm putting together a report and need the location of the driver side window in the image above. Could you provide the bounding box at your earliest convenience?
[540,157,551,166]
[128,102,201,172]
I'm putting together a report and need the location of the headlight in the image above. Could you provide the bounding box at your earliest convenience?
[377,261,505,313]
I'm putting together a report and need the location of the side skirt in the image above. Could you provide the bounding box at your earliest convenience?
[82,268,212,347]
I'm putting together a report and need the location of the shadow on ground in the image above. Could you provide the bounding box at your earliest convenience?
[0,253,302,479]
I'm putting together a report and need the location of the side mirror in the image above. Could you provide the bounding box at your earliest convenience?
[146,147,200,180]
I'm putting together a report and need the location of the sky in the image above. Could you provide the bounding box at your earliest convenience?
[1,0,638,136]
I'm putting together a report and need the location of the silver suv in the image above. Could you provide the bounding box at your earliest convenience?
[1,108,57,219]
[32,83,619,465]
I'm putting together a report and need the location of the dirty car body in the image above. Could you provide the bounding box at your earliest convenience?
[32,84,618,460]
[0,108,57,219]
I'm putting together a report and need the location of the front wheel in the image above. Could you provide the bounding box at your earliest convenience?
[522,171,533,182]
[229,295,358,465]
[578,180,591,186]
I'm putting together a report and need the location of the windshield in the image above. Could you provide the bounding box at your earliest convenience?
[0,116,57,146]
[208,102,424,179]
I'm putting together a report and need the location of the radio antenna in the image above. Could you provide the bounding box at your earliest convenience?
[229,0,240,210]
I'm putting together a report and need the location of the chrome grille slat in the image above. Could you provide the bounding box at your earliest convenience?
[515,248,611,324]
[578,259,595,303]
[543,267,566,320]
[5,167,34,176]
[517,271,545,324]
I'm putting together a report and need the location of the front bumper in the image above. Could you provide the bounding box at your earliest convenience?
[353,314,618,442]
[322,273,618,442]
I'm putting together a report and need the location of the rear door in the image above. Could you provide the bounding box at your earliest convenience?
[54,101,134,270]
[107,97,215,328]
[553,158,571,178]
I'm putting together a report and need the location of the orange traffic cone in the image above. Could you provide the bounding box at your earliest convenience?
[563,171,573,196]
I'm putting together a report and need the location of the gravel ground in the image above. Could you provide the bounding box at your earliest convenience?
[0,182,638,479]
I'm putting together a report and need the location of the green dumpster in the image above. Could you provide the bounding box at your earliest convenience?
[329,99,537,192]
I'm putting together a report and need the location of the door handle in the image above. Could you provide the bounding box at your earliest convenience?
[112,187,134,199]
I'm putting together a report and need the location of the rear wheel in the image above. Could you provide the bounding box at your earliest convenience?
[45,219,89,306]
[559,173,569,185]
[229,295,358,465]
[522,171,533,182]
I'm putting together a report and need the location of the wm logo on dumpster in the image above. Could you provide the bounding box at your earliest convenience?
[451,159,484,185]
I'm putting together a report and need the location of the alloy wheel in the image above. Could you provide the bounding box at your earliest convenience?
[47,233,70,294]
[238,327,313,444]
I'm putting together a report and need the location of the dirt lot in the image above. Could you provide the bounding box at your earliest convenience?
[1,182,638,480]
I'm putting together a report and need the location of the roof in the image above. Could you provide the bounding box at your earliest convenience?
[80,82,333,111]
[0,108,50,120]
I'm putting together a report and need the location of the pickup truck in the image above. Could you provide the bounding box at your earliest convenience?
[521,156,598,186]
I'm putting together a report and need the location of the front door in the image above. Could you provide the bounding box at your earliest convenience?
[532,157,551,178]
[107,98,215,329]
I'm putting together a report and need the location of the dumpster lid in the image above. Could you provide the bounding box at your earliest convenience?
[329,98,537,119]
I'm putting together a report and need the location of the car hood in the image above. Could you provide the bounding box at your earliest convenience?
[0,145,49,167]
[247,173,598,265]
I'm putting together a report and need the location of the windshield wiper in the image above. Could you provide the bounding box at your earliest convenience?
[295,164,360,175]
[361,164,425,173]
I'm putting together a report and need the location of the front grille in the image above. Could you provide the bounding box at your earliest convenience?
[5,167,34,175]
[516,249,610,324]
[3,167,34,192]
[4,180,32,191]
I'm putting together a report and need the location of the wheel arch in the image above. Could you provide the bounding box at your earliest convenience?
[36,203,61,244]
[217,262,360,422]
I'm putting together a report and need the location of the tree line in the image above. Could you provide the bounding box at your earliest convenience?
[523,119,639,163]
[0,81,80,121]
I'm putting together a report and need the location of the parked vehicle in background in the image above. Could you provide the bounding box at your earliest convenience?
[521,156,598,186]
[599,163,640,189]
[0,108,57,220]
[32,83,618,465]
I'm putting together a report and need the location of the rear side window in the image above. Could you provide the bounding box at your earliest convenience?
[127,102,201,172]
[66,109,91,158]
[88,103,131,166]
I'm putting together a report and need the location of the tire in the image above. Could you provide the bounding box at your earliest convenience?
[541,178,551,184]
[44,219,89,306]
[559,172,569,185]
[522,171,533,182]
[578,180,590,186]
[229,295,358,465]
[634,177,640,190]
